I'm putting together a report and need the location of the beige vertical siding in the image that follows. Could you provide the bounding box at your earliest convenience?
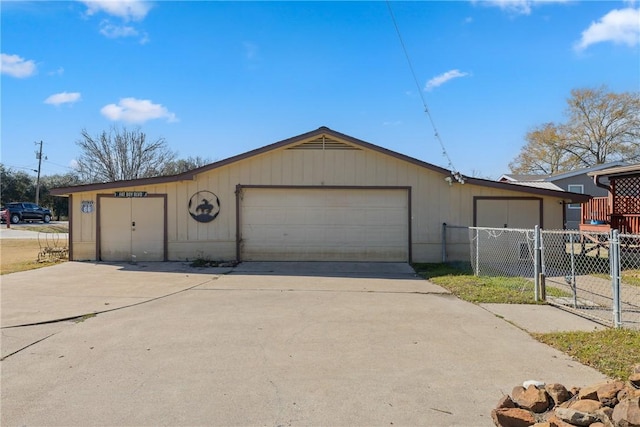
[67,136,566,262]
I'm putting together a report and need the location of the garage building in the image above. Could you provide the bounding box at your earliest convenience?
[51,127,589,263]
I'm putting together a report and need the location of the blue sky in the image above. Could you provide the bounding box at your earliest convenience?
[1,0,639,180]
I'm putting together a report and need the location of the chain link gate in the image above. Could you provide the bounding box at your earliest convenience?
[619,233,640,329]
[468,226,640,329]
[540,229,614,326]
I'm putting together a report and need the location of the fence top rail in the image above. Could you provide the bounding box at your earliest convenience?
[620,232,640,238]
[541,229,609,235]
[469,226,536,232]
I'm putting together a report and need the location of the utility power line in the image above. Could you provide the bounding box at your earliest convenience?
[386,1,465,184]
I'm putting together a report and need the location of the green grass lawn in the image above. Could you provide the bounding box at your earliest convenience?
[413,262,568,304]
[413,262,640,380]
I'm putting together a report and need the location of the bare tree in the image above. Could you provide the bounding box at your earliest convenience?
[510,86,640,174]
[562,86,640,167]
[75,127,176,182]
[158,156,211,175]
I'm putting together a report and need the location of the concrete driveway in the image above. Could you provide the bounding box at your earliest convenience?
[1,261,606,426]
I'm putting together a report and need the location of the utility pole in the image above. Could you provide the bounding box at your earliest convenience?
[35,140,44,205]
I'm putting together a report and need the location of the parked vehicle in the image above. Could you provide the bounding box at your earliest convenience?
[1,202,52,224]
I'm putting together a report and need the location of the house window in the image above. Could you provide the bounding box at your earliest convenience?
[567,184,584,209]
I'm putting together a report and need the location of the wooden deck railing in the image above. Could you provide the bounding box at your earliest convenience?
[612,214,640,234]
[581,197,610,224]
[581,197,640,234]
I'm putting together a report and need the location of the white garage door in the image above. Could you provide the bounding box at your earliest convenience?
[240,188,409,262]
[100,197,165,262]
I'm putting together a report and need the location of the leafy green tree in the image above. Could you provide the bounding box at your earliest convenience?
[510,86,640,174]
[509,123,579,175]
[0,164,35,205]
[39,172,81,219]
[74,126,177,183]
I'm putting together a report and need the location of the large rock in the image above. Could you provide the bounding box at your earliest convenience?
[512,385,551,413]
[545,414,578,427]
[619,387,640,403]
[612,397,640,427]
[578,383,604,401]
[497,395,517,409]
[545,383,571,406]
[491,407,536,427]
[554,407,599,426]
[595,407,615,427]
[597,381,625,407]
[569,398,602,413]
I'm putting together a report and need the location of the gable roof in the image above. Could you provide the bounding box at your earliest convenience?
[50,126,590,202]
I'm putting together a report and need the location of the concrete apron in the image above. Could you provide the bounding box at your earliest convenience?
[0,261,431,358]
[1,261,607,426]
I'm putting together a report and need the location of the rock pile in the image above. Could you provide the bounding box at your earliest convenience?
[492,365,640,427]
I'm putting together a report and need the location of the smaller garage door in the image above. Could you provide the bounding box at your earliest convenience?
[100,196,166,262]
[240,187,409,262]
[475,198,542,229]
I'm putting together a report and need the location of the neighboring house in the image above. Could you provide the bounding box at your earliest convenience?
[51,127,588,263]
[499,161,628,229]
[580,163,640,235]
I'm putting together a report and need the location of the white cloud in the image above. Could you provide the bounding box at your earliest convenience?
[44,92,82,106]
[474,0,569,15]
[99,20,149,43]
[575,7,640,51]
[100,21,138,38]
[0,53,36,78]
[80,0,152,21]
[101,98,178,123]
[425,69,470,91]
[48,67,65,76]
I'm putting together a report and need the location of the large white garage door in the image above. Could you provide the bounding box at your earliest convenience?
[240,188,409,262]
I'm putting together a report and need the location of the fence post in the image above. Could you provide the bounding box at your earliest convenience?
[610,229,622,328]
[534,225,540,302]
[570,232,577,308]
[474,228,480,276]
[442,223,447,263]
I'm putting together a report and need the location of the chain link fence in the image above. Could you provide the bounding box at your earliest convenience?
[441,223,471,263]
[619,233,640,329]
[468,226,640,329]
[469,227,536,278]
[541,230,616,326]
